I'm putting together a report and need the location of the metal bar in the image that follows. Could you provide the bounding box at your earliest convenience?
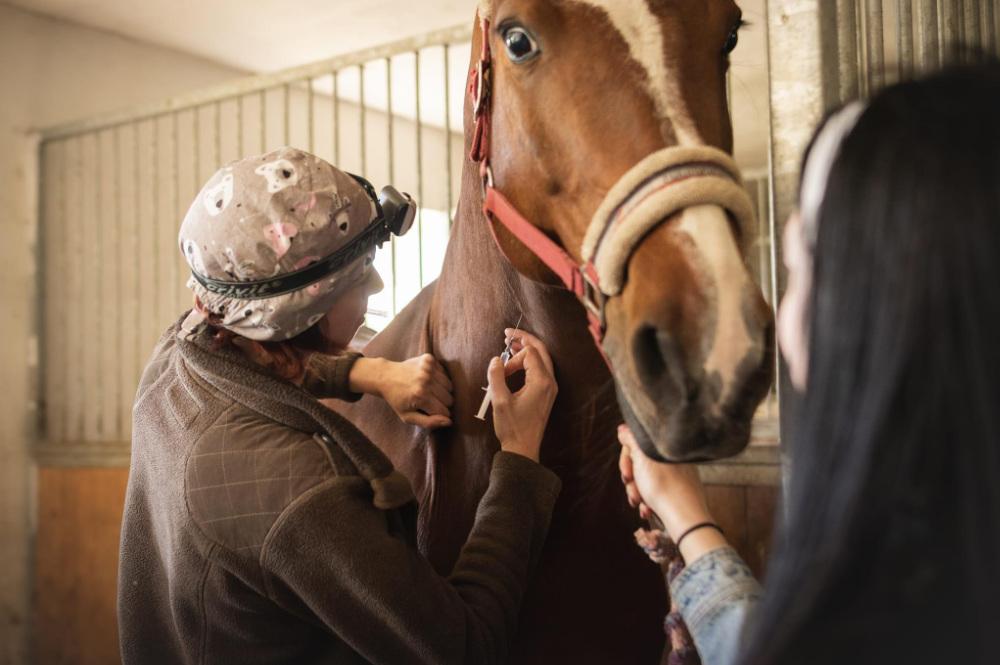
[984,0,997,55]
[941,0,961,58]
[94,132,104,438]
[283,83,291,146]
[214,101,222,167]
[767,0,841,445]
[34,137,48,443]
[755,178,769,303]
[964,0,981,51]
[59,143,70,440]
[333,71,340,164]
[865,0,885,93]
[74,138,86,439]
[898,0,915,80]
[307,78,315,153]
[237,95,244,157]
[995,0,1000,57]
[133,123,142,400]
[856,0,869,98]
[152,119,161,347]
[113,128,123,440]
[38,24,472,141]
[415,50,424,289]
[259,89,266,152]
[172,112,181,317]
[386,57,397,317]
[726,70,733,118]
[359,64,367,174]
[193,107,201,192]
[836,0,860,102]
[444,43,453,227]
[915,0,941,71]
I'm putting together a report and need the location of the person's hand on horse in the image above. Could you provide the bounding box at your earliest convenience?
[619,425,727,562]
[352,354,454,429]
[487,329,558,463]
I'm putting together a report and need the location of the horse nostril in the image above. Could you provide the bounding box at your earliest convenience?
[632,325,699,402]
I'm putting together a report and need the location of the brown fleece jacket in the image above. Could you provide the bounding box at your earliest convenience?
[118,320,561,665]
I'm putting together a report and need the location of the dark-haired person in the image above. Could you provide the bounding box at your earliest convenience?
[619,62,1000,664]
[118,148,561,664]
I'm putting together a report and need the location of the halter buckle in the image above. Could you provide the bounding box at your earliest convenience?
[580,268,606,332]
[473,58,491,117]
[480,163,495,199]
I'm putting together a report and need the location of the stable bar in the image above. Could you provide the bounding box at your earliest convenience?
[283,83,291,147]
[132,124,142,428]
[415,49,424,289]
[113,129,124,440]
[964,0,981,52]
[898,0,915,80]
[767,0,841,443]
[941,0,961,57]
[171,112,182,317]
[38,24,472,141]
[85,134,100,440]
[386,57,397,317]
[865,0,885,93]
[755,177,770,303]
[57,142,69,441]
[214,101,222,167]
[307,78,315,153]
[983,1,996,54]
[836,0,860,102]
[444,44,454,227]
[151,119,161,385]
[333,71,340,164]
[193,107,201,192]
[915,0,940,71]
[855,0,868,98]
[236,95,244,157]
[259,89,266,152]
[995,0,1000,56]
[72,138,85,440]
[94,132,105,438]
[359,64,367,174]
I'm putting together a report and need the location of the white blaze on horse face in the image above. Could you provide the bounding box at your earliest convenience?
[677,205,756,407]
[571,0,701,145]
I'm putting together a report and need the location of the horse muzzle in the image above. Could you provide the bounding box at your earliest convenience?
[586,146,774,462]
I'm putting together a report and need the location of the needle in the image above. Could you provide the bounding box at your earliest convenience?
[500,313,524,364]
[476,313,524,421]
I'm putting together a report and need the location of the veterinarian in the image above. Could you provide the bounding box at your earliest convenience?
[118,147,561,664]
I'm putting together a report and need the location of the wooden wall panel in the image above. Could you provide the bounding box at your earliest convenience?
[744,486,781,577]
[31,468,781,664]
[35,467,129,665]
[705,484,781,578]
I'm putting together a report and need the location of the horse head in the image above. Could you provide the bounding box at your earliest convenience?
[473,0,774,462]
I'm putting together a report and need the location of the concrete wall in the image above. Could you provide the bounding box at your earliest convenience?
[0,5,244,662]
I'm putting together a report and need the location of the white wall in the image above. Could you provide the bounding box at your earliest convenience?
[0,5,244,662]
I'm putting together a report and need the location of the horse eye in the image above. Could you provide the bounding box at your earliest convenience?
[503,27,540,63]
[723,26,740,55]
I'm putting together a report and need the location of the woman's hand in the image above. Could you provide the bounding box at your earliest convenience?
[487,329,558,463]
[619,425,727,562]
[350,355,454,429]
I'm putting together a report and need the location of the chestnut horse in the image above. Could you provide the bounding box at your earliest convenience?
[332,1,773,662]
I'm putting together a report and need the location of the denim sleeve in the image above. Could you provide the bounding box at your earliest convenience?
[669,546,762,665]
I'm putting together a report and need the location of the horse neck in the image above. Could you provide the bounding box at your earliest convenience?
[430,157,616,442]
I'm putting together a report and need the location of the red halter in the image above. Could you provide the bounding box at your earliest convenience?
[468,17,609,358]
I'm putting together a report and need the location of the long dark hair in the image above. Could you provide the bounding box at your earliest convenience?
[740,62,1000,664]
